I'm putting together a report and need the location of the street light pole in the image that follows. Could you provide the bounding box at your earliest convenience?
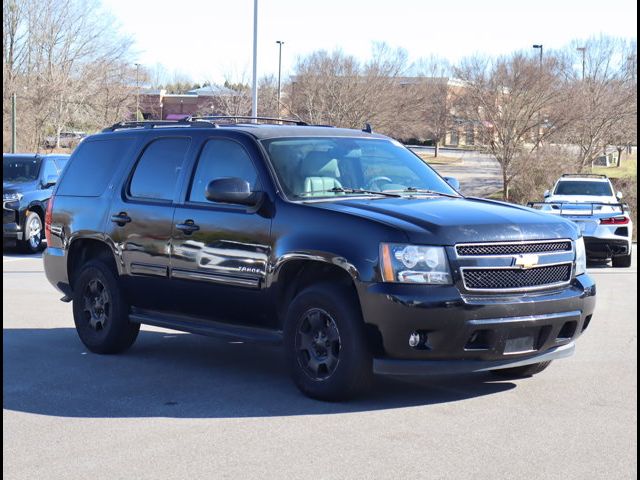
[251,0,258,121]
[577,47,586,80]
[276,40,284,117]
[135,63,140,121]
[532,44,543,67]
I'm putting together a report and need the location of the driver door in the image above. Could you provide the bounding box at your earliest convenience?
[170,136,274,327]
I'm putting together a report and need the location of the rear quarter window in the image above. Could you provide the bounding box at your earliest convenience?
[56,138,135,197]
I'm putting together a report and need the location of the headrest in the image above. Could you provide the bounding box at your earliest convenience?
[300,151,340,178]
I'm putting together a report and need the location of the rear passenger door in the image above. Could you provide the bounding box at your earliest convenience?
[170,135,274,327]
[107,135,192,310]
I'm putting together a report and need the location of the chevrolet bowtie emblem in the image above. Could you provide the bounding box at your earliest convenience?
[514,254,539,269]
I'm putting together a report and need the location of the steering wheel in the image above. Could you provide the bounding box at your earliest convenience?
[366,176,393,191]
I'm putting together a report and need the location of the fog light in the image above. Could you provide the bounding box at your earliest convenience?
[409,332,421,348]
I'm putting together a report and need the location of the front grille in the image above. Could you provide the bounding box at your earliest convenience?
[462,264,572,290]
[456,241,572,256]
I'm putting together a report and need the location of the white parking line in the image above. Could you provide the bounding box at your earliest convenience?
[2,254,43,263]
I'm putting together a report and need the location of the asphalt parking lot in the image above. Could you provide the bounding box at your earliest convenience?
[3,247,637,480]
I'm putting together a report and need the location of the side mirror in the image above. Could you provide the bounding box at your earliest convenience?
[543,190,551,198]
[616,191,623,200]
[43,175,58,188]
[444,176,460,191]
[205,178,261,206]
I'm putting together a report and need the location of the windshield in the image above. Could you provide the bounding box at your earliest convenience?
[262,137,457,200]
[554,181,613,196]
[3,155,41,182]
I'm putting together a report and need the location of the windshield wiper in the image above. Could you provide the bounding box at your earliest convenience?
[298,187,401,198]
[386,187,461,199]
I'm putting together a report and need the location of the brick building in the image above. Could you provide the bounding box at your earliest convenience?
[138,85,239,120]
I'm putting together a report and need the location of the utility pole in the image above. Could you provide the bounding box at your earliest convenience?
[532,44,543,67]
[577,47,586,80]
[135,63,140,121]
[11,93,17,153]
[251,0,258,121]
[276,40,284,117]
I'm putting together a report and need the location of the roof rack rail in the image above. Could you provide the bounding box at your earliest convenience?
[102,119,219,132]
[188,115,308,126]
[561,173,608,179]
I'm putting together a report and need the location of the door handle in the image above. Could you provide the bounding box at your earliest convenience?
[111,212,131,226]
[175,220,200,234]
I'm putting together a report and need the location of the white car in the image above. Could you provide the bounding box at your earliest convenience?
[528,174,633,267]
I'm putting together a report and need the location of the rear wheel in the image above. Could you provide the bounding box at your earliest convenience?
[491,361,552,378]
[72,260,139,354]
[284,283,372,401]
[18,211,44,253]
[612,251,632,268]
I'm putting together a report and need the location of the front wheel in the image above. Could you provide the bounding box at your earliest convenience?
[72,260,139,354]
[284,283,372,401]
[491,361,552,378]
[19,211,44,253]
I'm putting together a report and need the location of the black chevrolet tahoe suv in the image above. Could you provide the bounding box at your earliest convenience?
[43,118,596,401]
[3,153,70,252]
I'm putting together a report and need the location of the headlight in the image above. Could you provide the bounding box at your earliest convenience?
[575,237,587,276]
[380,243,452,284]
[3,192,22,202]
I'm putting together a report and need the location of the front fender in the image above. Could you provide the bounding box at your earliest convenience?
[268,201,409,285]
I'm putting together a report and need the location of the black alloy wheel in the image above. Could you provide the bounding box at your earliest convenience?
[81,278,111,332]
[296,308,342,381]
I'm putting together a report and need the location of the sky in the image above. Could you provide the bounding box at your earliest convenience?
[101,0,637,84]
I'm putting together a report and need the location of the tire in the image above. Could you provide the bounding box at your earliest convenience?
[612,252,632,268]
[72,260,139,354]
[284,283,373,401]
[491,361,552,379]
[18,211,44,253]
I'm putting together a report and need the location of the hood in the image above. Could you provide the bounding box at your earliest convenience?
[546,194,618,204]
[306,196,578,245]
[3,180,39,195]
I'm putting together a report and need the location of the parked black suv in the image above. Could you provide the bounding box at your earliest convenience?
[3,153,70,252]
[43,118,596,400]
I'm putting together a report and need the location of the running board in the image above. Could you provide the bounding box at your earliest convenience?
[129,309,282,345]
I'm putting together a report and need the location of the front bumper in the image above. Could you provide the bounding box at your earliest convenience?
[374,342,575,375]
[3,207,23,240]
[358,273,596,374]
[3,223,23,240]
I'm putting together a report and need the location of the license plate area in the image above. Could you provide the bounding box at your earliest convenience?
[504,334,536,355]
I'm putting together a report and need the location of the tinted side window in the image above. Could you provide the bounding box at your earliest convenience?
[129,138,191,201]
[41,159,58,181]
[52,157,69,172]
[189,139,258,203]
[57,138,135,196]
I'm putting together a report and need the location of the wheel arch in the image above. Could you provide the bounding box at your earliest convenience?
[67,238,119,289]
[272,257,384,356]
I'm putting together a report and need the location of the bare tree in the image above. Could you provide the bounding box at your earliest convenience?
[2,0,134,151]
[559,36,637,171]
[455,52,570,200]
[412,57,458,157]
[287,43,409,129]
